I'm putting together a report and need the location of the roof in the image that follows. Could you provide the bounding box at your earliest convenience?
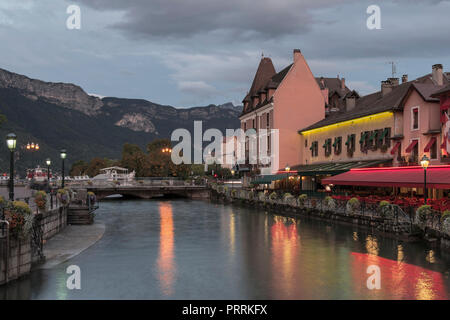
[322,165,450,189]
[431,84,450,97]
[100,166,129,172]
[251,173,289,184]
[315,77,351,98]
[290,159,391,176]
[300,73,448,132]
[241,57,276,112]
[240,63,292,116]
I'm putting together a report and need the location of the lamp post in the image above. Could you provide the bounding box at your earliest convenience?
[60,149,67,188]
[6,133,17,201]
[231,169,235,192]
[46,158,51,181]
[420,155,430,205]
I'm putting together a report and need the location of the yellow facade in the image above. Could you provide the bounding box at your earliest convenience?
[300,111,396,164]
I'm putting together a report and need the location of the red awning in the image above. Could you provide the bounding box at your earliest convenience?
[440,98,450,110]
[424,137,436,152]
[405,140,418,153]
[390,142,401,155]
[322,166,450,189]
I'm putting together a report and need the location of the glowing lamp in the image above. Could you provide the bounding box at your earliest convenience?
[60,149,67,159]
[46,158,51,166]
[6,133,17,151]
[420,155,430,169]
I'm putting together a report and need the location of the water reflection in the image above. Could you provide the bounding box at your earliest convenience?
[351,252,447,299]
[270,216,300,298]
[156,202,175,296]
[1,200,449,300]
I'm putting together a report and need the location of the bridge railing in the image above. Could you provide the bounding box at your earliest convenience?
[68,178,207,188]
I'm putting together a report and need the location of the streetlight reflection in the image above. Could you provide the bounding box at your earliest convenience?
[157,202,176,296]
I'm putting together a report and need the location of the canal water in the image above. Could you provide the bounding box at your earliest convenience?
[1,199,450,299]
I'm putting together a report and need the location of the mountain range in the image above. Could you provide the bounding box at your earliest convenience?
[0,68,242,174]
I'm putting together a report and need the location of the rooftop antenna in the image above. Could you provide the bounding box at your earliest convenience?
[387,61,397,78]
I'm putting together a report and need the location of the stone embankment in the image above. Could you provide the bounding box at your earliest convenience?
[210,185,450,248]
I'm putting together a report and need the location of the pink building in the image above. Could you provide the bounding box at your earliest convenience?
[239,49,349,175]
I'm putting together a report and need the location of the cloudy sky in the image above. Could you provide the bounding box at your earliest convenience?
[0,0,449,107]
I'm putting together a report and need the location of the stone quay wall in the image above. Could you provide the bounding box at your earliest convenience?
[210,186,450,247]
[0,206,68,286]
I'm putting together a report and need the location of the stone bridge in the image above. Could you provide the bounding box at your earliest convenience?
[83,185,210,200]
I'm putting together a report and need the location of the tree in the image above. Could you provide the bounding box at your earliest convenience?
[121,143,148,177]
[70,160,88,176]
[85,158,118,177]
[146,139,176,177]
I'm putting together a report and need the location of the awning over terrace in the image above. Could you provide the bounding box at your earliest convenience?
[251,173,289,185]
[290,159,391,176]
[321,165,450,189]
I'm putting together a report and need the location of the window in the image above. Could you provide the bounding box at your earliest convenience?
[346,134,356,153]
[311,141,319,157]
[412,107,419,130]
[244,122,247,131]
[305,139,308,147]
[367,130,377,149]
[266,113,270,128]
[252,119,255,128]
[375,130,384,148]
[360,131,370,151]
[323,138,332,156]
[430,139,437,159]
[384,127,391,147]
[333,137,342,155]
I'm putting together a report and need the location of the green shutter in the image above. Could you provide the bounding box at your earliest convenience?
[359,132,367,144]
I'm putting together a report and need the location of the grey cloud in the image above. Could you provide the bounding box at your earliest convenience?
[72,0,357,39]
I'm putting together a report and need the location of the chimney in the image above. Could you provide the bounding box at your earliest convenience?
[341,77,346,90]
[388,77,399,86]
[381,80,393,97]
[345,96,356,111]
[432,64,443,86]
[293,49,302,63]
[402,74,408,83]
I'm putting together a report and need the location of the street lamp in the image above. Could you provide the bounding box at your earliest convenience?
[60,149,67,188]
[420,155,430,205]
[231,169,235,192]
[46,158,51,182]
[6,133,17,201]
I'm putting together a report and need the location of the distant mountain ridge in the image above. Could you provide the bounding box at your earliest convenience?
[0,67,242,173]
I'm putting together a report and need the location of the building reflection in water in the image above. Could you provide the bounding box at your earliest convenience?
[351,249,447,299]
[156,202,176,296]
[270,216,300,297]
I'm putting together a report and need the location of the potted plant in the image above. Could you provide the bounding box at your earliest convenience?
[324,196,336,211]
[379,200,392,218]
[346,197,360,215]
[57,188,70,205]
[4,201,33,239]
[298,194,307,208]
[415,205,432,228]
[34,190,47,212]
